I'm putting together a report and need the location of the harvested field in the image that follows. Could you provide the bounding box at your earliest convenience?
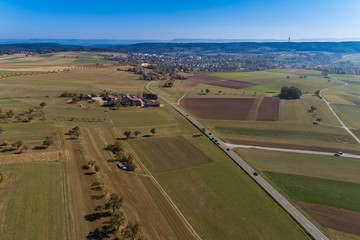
[227,139,360,155]
[349,92,360,97]
[180,73,256,89]
[256,97,280,121]
[181,98,259,120]
[0,151,59,164]
[296,201,360,236]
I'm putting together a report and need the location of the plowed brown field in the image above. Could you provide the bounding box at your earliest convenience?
[296,201,360,236]
[181,98,258,120]
[256,97,280,121]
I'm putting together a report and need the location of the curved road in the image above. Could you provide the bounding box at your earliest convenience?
[146,81,329,240]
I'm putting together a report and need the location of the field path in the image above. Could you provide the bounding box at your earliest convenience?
[320,83,360,144]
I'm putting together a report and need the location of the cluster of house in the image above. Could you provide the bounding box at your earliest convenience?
[102,93,161,107]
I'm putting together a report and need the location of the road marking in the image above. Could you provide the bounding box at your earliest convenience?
[306,223,313,229]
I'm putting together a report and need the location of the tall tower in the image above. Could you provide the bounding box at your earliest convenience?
[288,35,291,42]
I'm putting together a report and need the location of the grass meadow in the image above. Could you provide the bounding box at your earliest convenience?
[0,162,67,240]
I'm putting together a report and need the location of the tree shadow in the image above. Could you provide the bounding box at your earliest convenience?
[92,194,105,200]
[86,227,109,240]
[33,146,46,150]
[142,134,152,138]
[192,134,202,138]
[84,211,110,222]
[85,172,95,176]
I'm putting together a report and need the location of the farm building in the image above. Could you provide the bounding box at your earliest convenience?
[103,94,116,102]
[144,101,160,107]
[122,95,144,106]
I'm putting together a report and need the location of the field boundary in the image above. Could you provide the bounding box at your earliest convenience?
[320,83,360,144]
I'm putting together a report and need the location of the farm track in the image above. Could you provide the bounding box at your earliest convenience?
[320,83,360,144]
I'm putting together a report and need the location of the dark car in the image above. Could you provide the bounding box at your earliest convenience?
[253,172,258,176]
[226,148,230,151]
[334,153,341,157]
[208,133,212,135]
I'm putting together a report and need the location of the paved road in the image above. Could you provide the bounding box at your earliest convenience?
[225,142,360,159]
[320,83,360,144]
[146,81,329,240]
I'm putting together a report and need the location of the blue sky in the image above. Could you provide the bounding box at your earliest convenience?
[0,0,359,40]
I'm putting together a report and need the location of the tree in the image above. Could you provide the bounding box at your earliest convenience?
[124,130,132,139]
[109,210,126,232]
[279,86,302,99]
[6,109,15,118]
[218,90,222,95]
[0,170,7,183]
[23,145,28,153]
[315,90,320,98]
[105,193,123,213]
[12,140,23,151]
[205,88,210,94]
[122,222,141,239]
[107,140,125,154]
[309,106,317,112]
[126,158,137,171]
[201,127,206,133]
[316,117,322,123]
[40,102,47,108]
[43,136,54,149]
[150,128,156,136]
[94,164,100,173]
[134,130,141,137]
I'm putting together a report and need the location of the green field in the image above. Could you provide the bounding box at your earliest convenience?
[237,149,360,184]
[0,162,67,240]
[209,71,342,92]
[265,172,360,212]
[130,135,309,240]
[130,136,213,173]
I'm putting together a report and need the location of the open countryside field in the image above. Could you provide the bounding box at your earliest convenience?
[130,134,309,240]
[236,148,360,238]
[0,162,67,240]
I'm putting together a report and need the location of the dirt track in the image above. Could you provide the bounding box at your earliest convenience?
[226,139,360,155]
[296,201,360,236]
[180,73,256,89]
[181,98,258,120]
[256,97,280,121]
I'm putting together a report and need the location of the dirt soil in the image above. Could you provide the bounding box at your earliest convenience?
[226,139,360,155]
[256,97,280,121]
[181,98,259,120]
[296,201,360,236]
[180,73,256,89]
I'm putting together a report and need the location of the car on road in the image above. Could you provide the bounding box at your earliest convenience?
[336,151,343,155]
[334,153,341,157]
[226,148,230,151]
[208,132,212,135]
[253,172,258,176]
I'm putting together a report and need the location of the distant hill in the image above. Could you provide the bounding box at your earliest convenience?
[2,42,360,55]
[109,42,360,54]
[0,43,84,52]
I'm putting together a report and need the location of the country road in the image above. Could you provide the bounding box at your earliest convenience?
[146,81,329,240]
[225,142,360,159]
